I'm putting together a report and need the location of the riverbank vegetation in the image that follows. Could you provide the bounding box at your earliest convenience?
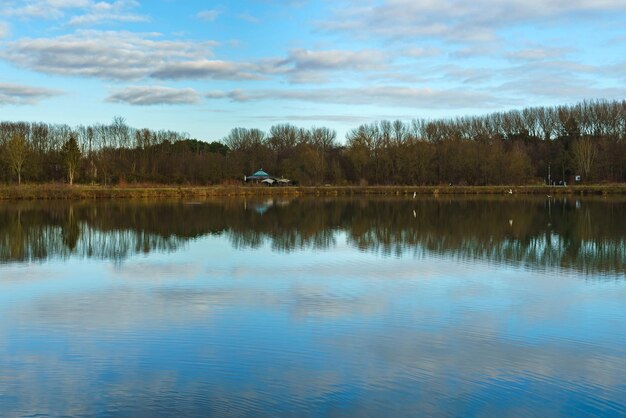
[0,100,624,186]
[1,184,625,200]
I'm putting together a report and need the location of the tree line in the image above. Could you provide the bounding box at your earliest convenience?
[1,99,625,185]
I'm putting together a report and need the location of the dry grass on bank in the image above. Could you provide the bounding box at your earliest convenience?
[0,183,625,200]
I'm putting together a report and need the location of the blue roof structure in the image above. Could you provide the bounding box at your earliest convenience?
[245,169,271,182]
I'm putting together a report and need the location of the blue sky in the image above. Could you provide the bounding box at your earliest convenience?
[0,0,625,142]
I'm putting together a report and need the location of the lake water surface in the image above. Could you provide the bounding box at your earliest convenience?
[1,196,625,417]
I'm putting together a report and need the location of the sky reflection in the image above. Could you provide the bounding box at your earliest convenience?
[1,199,626,416]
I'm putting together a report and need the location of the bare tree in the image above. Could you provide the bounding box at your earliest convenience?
[4,133,28,185]
[572,136,597,181]
[61,133,82,185]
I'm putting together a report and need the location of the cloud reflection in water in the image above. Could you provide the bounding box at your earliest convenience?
[0,198,625,416]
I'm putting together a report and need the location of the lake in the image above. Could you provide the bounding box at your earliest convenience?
[1,196,625,417]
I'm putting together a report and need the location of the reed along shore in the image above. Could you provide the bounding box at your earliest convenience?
[1,184,626,200]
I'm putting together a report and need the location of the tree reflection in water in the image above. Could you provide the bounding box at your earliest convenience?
[0,197,624,276]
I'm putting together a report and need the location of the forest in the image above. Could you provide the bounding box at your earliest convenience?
[0,99,624,186]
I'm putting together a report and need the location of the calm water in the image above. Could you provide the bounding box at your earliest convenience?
[1,196,625,417]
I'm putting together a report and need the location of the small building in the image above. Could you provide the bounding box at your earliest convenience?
[244,169,293,186]
[244,169,271,184]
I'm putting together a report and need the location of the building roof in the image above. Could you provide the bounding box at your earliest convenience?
[251,169,269,177]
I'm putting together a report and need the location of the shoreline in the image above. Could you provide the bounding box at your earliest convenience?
[1,184,626,200]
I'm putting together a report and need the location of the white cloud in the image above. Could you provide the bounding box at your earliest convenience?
[0,82,62,105]
[0,22,8,38]
[436,66,493,85]
[321,0,626,43]
[266,48,388,83]
[2,30,317,82]
[506,47,571,61]
[151,59,263,81]
[450,44,501,59]
[403,47,441,59]
[3,32,389,84]
[281,48,386,71]
[0,0,147,24]
[68,0,148,25]
[106,86,201,105]
[497,62,626,101]
[0,0,90,19]
[237,12,260,23]
[206,86,513,109]
[196,9,219,22]
[2,30,217,80]
[251,113,417,123]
